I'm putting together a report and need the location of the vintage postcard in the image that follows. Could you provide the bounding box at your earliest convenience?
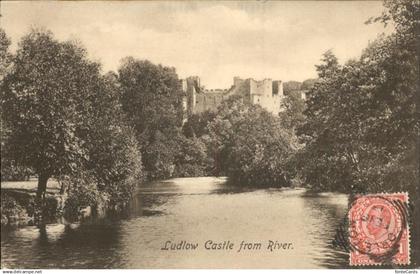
[0,0,418,270]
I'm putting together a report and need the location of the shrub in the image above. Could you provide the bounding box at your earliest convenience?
[63,171,107,220]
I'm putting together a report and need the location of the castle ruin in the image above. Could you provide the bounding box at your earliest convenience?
[180,76,284,116]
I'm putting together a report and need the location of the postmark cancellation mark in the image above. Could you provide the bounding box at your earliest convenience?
[348,193,410,266]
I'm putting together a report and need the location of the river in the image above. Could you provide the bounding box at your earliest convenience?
[1,177,349,268]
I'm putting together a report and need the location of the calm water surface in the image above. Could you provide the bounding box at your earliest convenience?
[1,177,349,268]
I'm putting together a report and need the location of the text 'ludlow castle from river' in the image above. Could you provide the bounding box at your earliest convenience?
[181,76,286,116]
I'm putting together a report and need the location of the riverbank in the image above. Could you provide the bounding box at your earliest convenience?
[0,176,291,227]
[0,176,339,228]
[1,179,65,226]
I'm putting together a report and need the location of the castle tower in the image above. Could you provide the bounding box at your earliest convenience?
[184,76,201,115]
[183,76,284,116]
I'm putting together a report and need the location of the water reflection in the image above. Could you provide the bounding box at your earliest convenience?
[301,193,349,268]
[1,177,350,268]
[1,221,124,268]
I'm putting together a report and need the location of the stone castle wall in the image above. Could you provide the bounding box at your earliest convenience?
[181,76,283,116]
[195,92,227,113]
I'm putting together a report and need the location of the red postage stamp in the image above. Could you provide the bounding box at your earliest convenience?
[348,193,410,266]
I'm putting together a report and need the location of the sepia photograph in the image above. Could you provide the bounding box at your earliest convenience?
[0,0,419,270]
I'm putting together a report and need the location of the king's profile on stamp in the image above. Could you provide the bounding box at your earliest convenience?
[348,193,410,266]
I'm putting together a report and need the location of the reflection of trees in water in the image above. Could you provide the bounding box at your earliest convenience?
[301,194,349,268]
[59,223,120,247]
[28,223,124,268]
[2,223,123,268]
[127,193,172,218]
[209,185,256,195]
[37,224,48,245]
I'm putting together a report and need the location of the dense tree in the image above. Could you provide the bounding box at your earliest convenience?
[141,129,177,180]
[1,30,97,199]
[0,28,30,181]
[80,73,143,210]
[118,58,184,180]
[173,135,210,177]
[297,0,419,193]
[0,28,12,80]
[301,79,317,91]
[227,106,296,186]
[182,110,216,138]
[118,58,184,134]
[283,79,317,95]
[204,96,248,176]
[1,29,143,213]
[279,90,306,132]
[204,96,297,185]
[283,81,302,95]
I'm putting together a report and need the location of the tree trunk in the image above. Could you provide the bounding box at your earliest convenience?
[36,173,49,201]
[35,173,50,222]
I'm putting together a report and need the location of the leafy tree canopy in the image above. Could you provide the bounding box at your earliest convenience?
[118,58,184,180]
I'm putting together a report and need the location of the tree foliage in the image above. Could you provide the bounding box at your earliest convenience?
[173,135,210,177]
[279,90,306,132]
[0,28,12,80]
[80,73,143,210]
[182,110,216,138]
[301,79,317,91]
[297,0,419,193]
[1,29,143,212]
[283,81,302,95]
[118,58,184,180]
[2,30,96,197]
[205,96,297,186]
[0,28,32,181]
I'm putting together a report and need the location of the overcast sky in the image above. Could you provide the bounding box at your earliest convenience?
[1,1,392,88]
